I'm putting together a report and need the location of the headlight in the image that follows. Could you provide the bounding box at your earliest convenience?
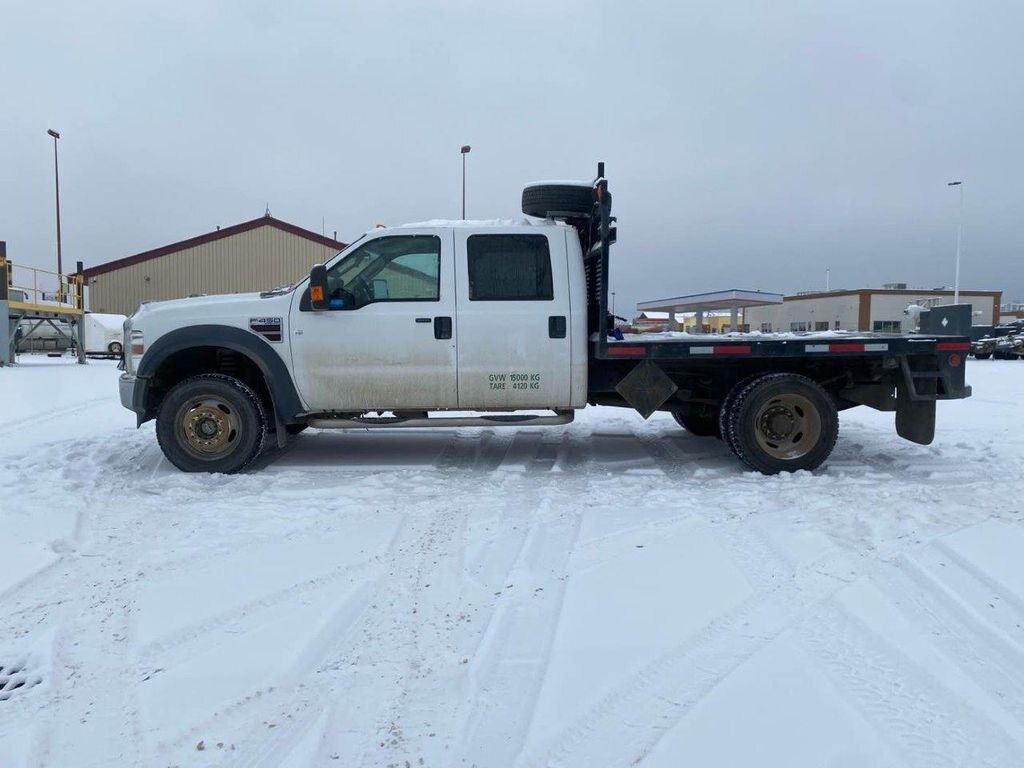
[128,330,145,373]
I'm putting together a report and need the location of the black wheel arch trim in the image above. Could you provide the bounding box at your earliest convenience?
[136,325,304,427]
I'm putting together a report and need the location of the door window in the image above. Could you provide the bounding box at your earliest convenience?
[324,235,440,309]
[467,235,553,301]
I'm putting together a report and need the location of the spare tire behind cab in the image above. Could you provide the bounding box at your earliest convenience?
[522,183,595,219]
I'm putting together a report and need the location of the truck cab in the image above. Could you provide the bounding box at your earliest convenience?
[288,222,587,413]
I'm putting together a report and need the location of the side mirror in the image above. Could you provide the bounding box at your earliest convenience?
[309,264,328,311]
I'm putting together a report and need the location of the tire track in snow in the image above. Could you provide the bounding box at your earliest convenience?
[797,600,1024,768]
[0,431,148,764]
[870,549,1024,728]
[513,424,866,767]
[147,507,416,767]
[136,559,381,665]
[453,427,588,760]
[436,428,515,472]
[217,500,474,767]
[0,395,113,438]
[635,424,1024,766]
[217,428,581,767]
[204,471,482,767]
[25,536,145,767]
[514,520,851,768]
[333,431,583,768]
[456,485,585,765]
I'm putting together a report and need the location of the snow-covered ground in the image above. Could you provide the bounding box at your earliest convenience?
[1,355,1022,768]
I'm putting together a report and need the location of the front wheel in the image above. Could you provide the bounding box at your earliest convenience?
[724,373,838,474]
[156,374,267,473]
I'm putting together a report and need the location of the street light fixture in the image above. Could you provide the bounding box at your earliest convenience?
[948,180,963,304]
[47,129,64,296]
[460,145,471,219]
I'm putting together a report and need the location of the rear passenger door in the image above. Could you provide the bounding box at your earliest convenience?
[454,229,572,409]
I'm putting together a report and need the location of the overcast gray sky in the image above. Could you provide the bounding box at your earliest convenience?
[3,0,1022,314]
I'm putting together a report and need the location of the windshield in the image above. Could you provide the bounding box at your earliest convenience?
[262,234,370,298]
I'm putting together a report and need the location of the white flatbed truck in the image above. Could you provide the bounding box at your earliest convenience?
[118,165,972,474]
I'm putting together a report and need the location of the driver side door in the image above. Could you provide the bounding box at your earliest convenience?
[289,230,458,411]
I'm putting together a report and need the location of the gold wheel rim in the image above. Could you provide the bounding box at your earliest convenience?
[176,397,241,459]
[753,392,821,460]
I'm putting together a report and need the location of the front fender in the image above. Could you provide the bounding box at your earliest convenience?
[137,324,304,425]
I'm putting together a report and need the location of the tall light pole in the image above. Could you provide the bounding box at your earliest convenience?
[948,180,963,304]
[48,129,63,285]
[460,145,471,219]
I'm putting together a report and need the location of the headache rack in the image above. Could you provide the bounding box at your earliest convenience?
[577,162,617,359]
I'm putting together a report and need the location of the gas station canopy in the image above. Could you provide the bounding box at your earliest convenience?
[637,289,783,315]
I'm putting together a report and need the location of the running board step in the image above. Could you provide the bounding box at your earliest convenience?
[307,411,575,430]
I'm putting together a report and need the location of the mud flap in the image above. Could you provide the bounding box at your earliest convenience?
[895,377,936,445]
[614,360,678,419]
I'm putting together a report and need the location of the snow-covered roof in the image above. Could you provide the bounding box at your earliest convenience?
[394,216,566,230]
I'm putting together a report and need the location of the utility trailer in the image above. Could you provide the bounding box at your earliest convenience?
[118,164,972,474]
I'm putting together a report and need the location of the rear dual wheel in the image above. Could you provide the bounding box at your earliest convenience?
[672,405,720,437]
[722,373,838,474]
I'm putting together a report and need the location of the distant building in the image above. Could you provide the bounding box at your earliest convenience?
[1001,302,1024,324]
[632,310,746,333]
[745,286,1002,333]
[635,290,784,333]
[83,214,346,315]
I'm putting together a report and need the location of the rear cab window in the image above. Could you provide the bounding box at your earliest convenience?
[467,234,553,301]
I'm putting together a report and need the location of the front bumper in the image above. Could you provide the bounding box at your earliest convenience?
[119,373,148,421]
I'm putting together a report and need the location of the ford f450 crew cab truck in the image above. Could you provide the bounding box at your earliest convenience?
[118,164,972,474]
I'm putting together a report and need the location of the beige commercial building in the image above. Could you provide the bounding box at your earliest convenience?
[744,286,1003,333]
[83,215,347,315]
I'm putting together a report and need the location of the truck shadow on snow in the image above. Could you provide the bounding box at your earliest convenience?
[255,426,742,475]
[241,420,977,482]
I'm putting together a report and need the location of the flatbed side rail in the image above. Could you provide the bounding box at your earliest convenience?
[593,335,970,367]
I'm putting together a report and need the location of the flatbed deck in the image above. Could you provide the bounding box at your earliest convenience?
[597,332,972,359]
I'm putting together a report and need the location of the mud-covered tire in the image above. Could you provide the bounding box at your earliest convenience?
[156,374,267,473]
[521,183,595,219]
[672,406,720,437]
[725,373,838,474]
